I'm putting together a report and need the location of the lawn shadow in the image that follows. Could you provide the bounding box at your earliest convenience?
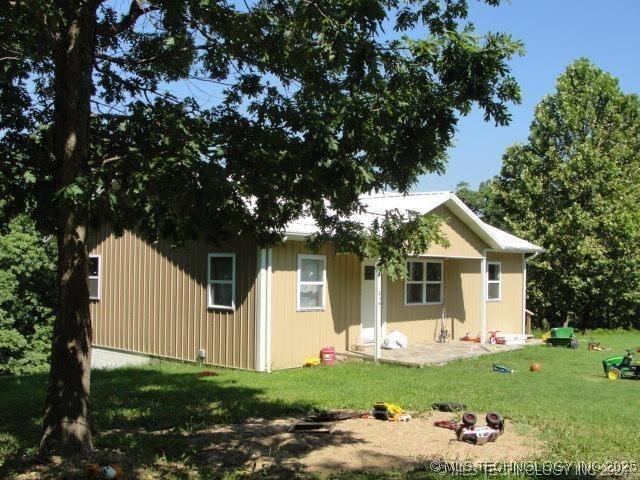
[1,363,610,479]
[2,365,386,478]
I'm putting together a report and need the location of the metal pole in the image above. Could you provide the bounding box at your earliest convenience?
[480,252,487,344]
[374,264,382,362]
[521,253,527,335]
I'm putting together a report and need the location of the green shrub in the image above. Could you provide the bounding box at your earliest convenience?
[0,216,56,375]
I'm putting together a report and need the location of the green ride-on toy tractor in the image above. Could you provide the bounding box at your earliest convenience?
[603,350,640,380]
[545,327,579,349]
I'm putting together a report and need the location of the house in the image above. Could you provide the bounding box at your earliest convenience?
[87,191,542,371]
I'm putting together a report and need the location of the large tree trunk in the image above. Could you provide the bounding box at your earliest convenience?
[40,0,97,455]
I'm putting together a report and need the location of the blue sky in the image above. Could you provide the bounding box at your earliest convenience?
[415,0,640,192]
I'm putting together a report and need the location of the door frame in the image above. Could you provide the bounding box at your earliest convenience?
[360,259,386,343]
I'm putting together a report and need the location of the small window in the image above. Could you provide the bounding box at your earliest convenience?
[297,254,326,311]
[364,265,376,281]
[487,261,501,301]
[405,260,443,305]
[208,253,235,310]
[89,255,100,300]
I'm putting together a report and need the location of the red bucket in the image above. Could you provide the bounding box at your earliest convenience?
[320,346,335,366]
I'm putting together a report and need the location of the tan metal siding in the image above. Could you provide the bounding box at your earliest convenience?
[88,226,257,370]
[444,259,483,340]
[486,252,524,335]
[269,241,360,370]
[385,258,482,343]
[381,205,488,344]
[424,206,488,257]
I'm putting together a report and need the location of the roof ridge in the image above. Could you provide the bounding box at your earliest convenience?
[285,191,543,252]
[360,190,451,199]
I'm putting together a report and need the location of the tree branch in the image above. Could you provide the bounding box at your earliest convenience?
[96,0,158,36]
[94,51,129,66]
[95,44,209,67]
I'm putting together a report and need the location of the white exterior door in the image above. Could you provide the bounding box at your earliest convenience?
[360,260,378,343]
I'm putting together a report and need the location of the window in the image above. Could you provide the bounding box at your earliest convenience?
[297,254,326,311]
[88,255,100,300]
[405,260,443,305]
[363,265,376,281]
[208,253,235,310]
[487,261,501,301]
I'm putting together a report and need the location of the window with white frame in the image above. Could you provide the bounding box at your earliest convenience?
[405,260,443,305]
[208,253,235,310]
[297,254,326,311]
[487,261,501,301]
[88,255,101,300]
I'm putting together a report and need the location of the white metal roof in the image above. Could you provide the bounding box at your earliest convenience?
[285,191,543,253]
[482,222,543,253]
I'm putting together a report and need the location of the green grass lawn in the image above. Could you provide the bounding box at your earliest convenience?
[1,329,640,479]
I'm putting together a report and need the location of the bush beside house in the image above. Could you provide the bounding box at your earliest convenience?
[0,216,56,375]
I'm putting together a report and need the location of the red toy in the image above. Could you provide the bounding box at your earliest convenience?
[434,412,505,445]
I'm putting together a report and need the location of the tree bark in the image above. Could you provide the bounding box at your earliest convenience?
[40,0,97,455]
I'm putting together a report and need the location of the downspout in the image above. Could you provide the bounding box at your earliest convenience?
[521,253,527,335]
[480,250,487,343]
[522,251,539,335]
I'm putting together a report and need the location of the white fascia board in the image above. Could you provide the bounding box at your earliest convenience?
[443,195,504,250]
[282,232,309,241]
[485,247,545,255]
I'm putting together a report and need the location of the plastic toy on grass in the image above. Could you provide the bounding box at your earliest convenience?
[85,464,123,480]
[603,350,640,380]
[492,362,514,374]
[545,327,579,348]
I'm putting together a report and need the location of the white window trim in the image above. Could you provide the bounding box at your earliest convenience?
[487,261,501,302]
[89,254,101,301]
[207,253,236,310]
[404,259,443,306]
[297,254,326,312]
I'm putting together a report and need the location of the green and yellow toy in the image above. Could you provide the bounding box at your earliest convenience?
[603,349,640,380]
[545,327,579,349]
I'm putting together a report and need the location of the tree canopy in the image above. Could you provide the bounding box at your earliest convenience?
[2,0,523,256]
[454,179,502,221]
[493,58,640,329]
[1,0,523,453]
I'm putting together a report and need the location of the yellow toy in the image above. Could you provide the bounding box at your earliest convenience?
[383,403,404,415]
[372,402,409,421]
[303,357,321,367]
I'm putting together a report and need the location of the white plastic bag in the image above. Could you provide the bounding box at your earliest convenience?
[381,330,408,349]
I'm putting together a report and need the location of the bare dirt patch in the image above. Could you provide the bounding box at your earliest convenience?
[196,412,543,472]
[7,414,543,478]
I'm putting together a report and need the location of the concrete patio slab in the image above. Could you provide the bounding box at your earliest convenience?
[345,340,541,367]
[92,347,151,369]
